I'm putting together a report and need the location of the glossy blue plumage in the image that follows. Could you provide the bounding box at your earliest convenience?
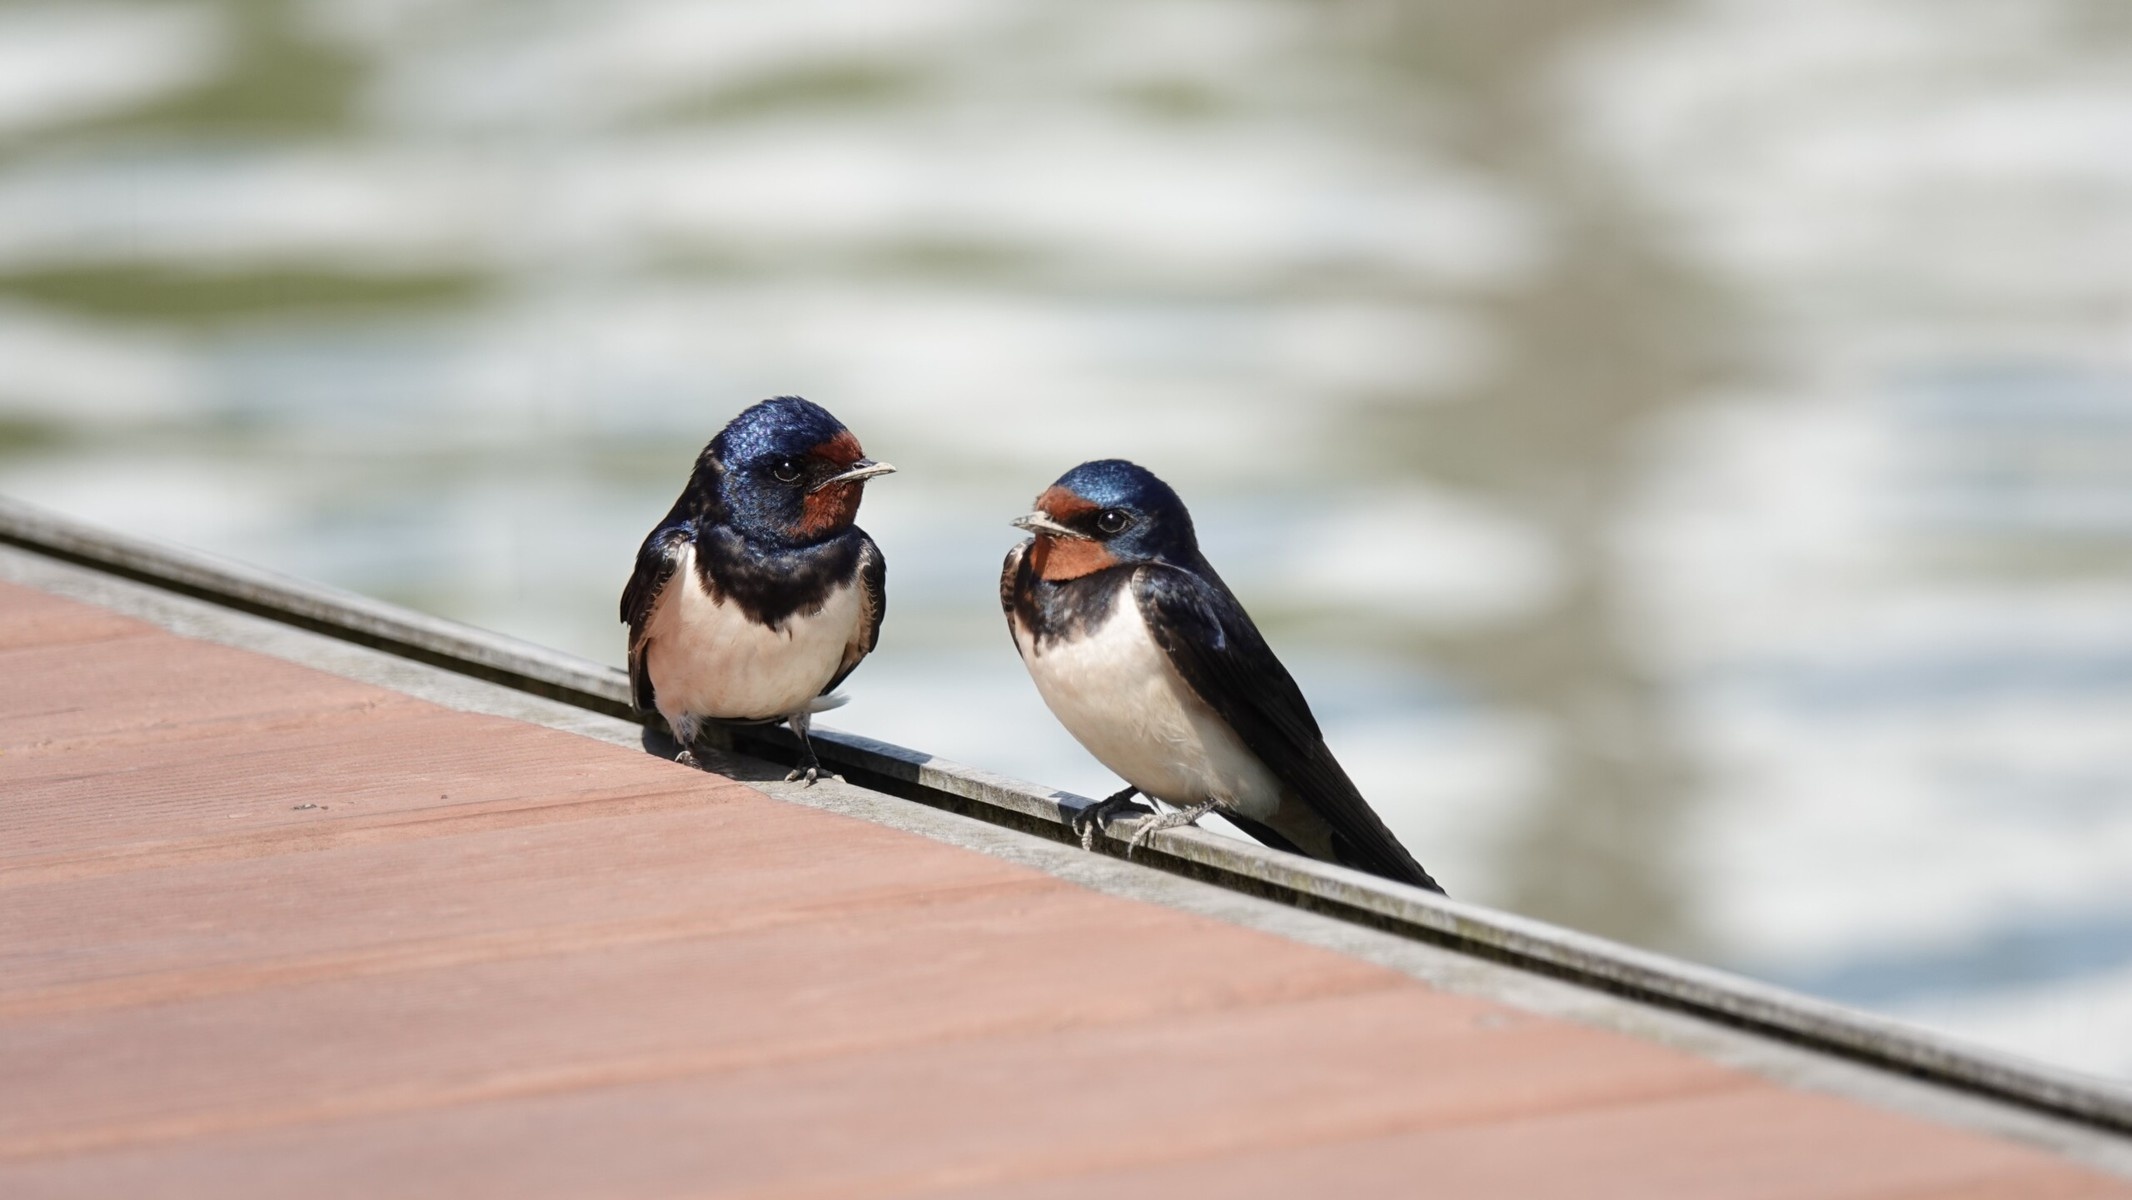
[707,396,865,549]
[622,397,889,780]
[1045,460,1199,565]
[1003,459,1443,892]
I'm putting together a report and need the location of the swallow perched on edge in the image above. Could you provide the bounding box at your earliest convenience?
[1001,459,1443,892]
[622,396,893,784]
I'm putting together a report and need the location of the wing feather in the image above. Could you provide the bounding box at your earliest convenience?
[821,532,886,695]
[621,522,691,714]
[999,540,1032,657]
[1131,563,1443,892]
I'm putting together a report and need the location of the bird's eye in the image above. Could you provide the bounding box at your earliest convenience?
[771,459,803,483]
[1095,509,1130,534]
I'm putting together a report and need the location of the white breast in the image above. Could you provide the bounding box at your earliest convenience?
[1012,582,1284,821]
[643,543,862,725]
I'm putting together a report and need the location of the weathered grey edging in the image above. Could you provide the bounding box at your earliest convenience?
[4,494,2129,1137]
[0,496,636,720]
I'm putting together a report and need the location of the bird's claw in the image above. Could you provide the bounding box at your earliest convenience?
[785,765,820,786]
[675,749,702,769]
[1071,787,1143,852]
[1122,800,1220,859]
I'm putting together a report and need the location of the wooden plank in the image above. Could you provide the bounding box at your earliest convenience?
[0,992,1743,1197]
[974,1089,2132,1200]
[0,579,2124,1199]
[0,585,156,652]
[2,707,723,880]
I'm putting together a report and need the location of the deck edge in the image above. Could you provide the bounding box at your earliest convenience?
[4,493,2128,1138]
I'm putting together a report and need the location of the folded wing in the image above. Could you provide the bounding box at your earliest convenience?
[1131,563,1443,892]
[620,521,692,714]
[822,533,887,695]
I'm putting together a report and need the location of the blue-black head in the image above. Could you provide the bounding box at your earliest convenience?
[702,396,894,545]
[1010,459,1199,580]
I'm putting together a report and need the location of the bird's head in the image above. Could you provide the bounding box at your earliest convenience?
[704,396,894,546]
[1011,459,1198,581]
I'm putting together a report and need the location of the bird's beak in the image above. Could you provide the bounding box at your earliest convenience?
[1011,511,1086,539]
[812,459,896,492]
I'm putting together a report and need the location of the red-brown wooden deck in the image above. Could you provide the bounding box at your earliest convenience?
[1,578,2124,1198]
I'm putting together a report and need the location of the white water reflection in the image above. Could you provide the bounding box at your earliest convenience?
[0,3,225,137]
[1575,0,2132,1075]
[2,0,2129,1081]
[0,303,204,418]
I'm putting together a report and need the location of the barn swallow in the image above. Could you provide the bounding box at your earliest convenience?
[1001,459,1443,892]
[622,396,893,784]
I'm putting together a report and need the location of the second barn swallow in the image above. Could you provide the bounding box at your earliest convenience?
[1001,459,1443,892]
[622,396,893,783]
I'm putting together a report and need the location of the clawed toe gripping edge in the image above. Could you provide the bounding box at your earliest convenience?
[1073,790,1220,859]
[1123,799,1220,858]
[1071,786,1144,852]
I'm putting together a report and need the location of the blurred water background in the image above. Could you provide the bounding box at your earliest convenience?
[3,0,2131,1080]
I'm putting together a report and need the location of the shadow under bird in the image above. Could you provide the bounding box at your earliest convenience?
[1001,459,1444,892]
[622,396,893,784]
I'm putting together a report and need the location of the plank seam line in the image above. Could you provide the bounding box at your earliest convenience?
[0,782,747,887]
[0,974,1431,1163]
[0,627,160,656]
[0,875,1069,1019]
[745,1074,1769,1200]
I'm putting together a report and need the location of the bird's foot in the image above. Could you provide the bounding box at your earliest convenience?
[782,712,835,786]
[1071,786,1144,852]
[674,749,702,769]
[1124,799,1220,859]
[784,743,826,787]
